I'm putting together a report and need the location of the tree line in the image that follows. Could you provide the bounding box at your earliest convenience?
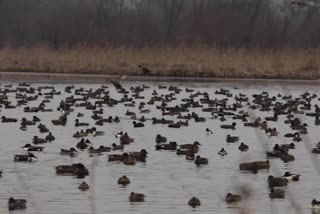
[0,0,319,48]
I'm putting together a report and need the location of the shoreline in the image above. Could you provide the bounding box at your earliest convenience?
[0,71,319,85]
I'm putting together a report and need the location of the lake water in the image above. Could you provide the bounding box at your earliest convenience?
[0,80,319,214]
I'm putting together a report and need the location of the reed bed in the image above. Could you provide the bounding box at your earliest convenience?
[0,45,319,79]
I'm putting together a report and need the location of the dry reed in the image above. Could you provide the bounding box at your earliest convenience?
[0,45,319,79]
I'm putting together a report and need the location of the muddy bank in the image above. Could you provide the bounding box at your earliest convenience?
[0,71,320,85]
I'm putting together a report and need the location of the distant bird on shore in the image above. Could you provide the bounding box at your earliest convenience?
[138,65,152,76]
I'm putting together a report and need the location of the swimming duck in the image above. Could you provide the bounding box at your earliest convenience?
[117,175,130,185]
[8,197,27,210]
[133,121,144,128]
[311,199,320,208]
[280,153,295,162]
[38,123,49,133]
[87,146,101,154]
[123,155,137,165]
[180,141,201,150]
[76,139,92,150]
[79,181,89,191]
[1,116,17,123]
[115,131,124,138]
[220,122,236,129]
[268,175,288,187]
[108,153,128,162]
[225,193,242,203]
[32,115,41,122]
[129,192,145,202]
[269,187,285,199]
[75,119,89,127]
[112,143,124,150]
[51,114,67,126]
[14,153,37,162]
[21,117,35,126]
[60,147,78,156]
[98,145,111,152]
[120,133,134,145]
[226,134,239,143]
[185,153,195,160]
[239,160,270,172]
[55,163,89,177]
[218,148,228,156]
[156,141,178,150]
[19,124,27,131]
[238,142,249,151]
[45,132,55,142]
[194,155,208,166]
[205,128,213,134]
[188,197,201,208]
[22,144,44,152]
[293,133,302,142]
[155,134,167,143]
[129,149,148,162]
[282,171,300,181]
[33,136,47,145]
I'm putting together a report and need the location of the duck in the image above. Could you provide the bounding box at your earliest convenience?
[19,124,27,131]
[176,149,193,155]
[280,153,295,162]
[220,122,236,129]
[22,144,44,152]
[239,160,270,172]
[60,147,78,156]
[185,152,195,160]
[1,116,17,123]
[293,132,302,142]
[87,146,102,154]
[33,136,47,144]
[79,181,89,191]
[98,145,111,152]
[180,141,201,150]
[311,199,320,208]
[45,132,55,142]
[155,134,167,143]
[14,153,37,162]
[32,115,41,122]
[112,143,124,150]
[38,123,49,133]
[75,119,89,127]
[269,187,285,199]
[117,175,130,185]
[120,133,134,145]
[188,197,201,208]
[55,163,89,177]
[282,171,300,181]
[129,149,148,162]
[225,193,242,203]
[21,117,35,126]
[76,139,92,150]
[133,121,144,128]
[115,131,124,138]
[238,142,249,151]
[226,134,239,143]
[205,128,213,134]
[129,192,145,202]
[218,148,228,156]
[8,197,27,210]
[156,141,178,150]
[194,155,208,166]
[108,153,128,162]
[268,175,288,187]
[123,155,137,165]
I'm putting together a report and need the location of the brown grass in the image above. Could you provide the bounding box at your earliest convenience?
[0,45,319,79]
